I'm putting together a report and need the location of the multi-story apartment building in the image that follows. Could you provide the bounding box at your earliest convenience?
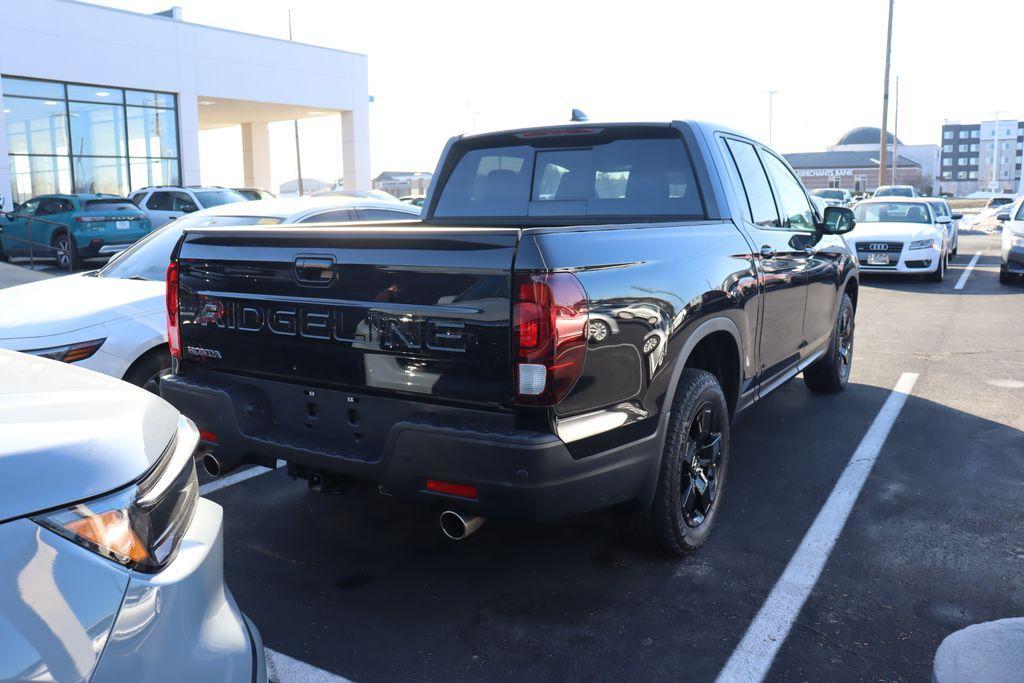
[939,119,1024,196]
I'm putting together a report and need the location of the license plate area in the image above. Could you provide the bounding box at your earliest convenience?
[116,220,129,230]
[867,253,891,265]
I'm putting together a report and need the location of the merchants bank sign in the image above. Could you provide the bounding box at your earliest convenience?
[795,168,856,177]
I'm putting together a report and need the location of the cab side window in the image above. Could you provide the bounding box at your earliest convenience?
[761,152,816,231]
[172,192,198,213]
[301,209,356,223]
[146,192,172,211]
[723,139,780,228]
[14,198,40,216]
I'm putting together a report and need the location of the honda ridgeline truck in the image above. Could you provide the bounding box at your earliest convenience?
[160,122,858,554]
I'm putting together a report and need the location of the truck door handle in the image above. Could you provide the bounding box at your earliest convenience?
[759,245,776,258]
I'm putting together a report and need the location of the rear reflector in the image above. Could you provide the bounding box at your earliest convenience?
[199,430,218,444]
[512,272,588,406]
[425,479,478,500]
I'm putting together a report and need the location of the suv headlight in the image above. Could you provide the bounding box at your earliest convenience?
[33,417,199,573]
[1011,235,1024,249]
[909,239,937,250]
[22,338,106,363]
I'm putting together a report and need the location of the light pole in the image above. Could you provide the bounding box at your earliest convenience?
[878,0,895,188]
[765,89,779,145]
[288,9,304,196]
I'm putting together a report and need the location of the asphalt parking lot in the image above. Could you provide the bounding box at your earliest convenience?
[2,232,1020,682]
[180,231,1021,682]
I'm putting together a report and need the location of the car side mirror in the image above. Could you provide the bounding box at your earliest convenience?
[0,196,5,211]
[951,212,963,220]
[821,206,855,234]
[935,215,951,224]
[998,212,1010,221]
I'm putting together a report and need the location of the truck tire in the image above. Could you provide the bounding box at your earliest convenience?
[1000,266,1015,285]
[52,230,82,271]
[628,369,730,556]
[803,292,855,393]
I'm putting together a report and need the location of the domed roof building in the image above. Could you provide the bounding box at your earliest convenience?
[833,126,902,148]
[781,125,939,196]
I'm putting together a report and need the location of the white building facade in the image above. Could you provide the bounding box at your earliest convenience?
[0,0,370,206]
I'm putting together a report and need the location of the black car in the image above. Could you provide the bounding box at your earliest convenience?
[161,121,858,555]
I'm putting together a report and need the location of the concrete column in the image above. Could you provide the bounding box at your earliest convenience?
[341,108,371,190]
[240,121,271,190]
[177,92,202,186]
[0,78,12,210]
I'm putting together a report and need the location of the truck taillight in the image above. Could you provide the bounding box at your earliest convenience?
[512,272,588,406]
[166,262,181,359]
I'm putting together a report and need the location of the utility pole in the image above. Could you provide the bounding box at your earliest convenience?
[878,0,895,188]
[765,89,779,145]
[891,76,899,182]
[288,10,305,196]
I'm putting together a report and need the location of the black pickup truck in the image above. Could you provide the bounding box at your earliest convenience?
[161,122,858,554]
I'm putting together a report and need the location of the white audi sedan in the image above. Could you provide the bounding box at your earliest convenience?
[848,198,952,281]
[0,197,421,391]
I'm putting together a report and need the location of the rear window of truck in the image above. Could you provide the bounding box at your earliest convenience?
[433,133,705,221]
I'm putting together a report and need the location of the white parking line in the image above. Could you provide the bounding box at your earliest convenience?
[267,648,353,683]
[716,372,919,683]
[954,251,983,290]
[198,460,285,496]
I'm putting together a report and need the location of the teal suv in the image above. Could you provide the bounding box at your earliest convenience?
[0,194,153,270]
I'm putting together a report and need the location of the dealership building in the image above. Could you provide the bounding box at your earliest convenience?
[0,0,370,206]
[784,127,940,196]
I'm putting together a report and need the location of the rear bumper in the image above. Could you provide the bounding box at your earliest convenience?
[160,372,657,521]
[75,234,147,257]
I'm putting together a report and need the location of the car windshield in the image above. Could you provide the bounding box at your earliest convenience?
[194,189,247,207]
[854,202,931,224]
[813,190,844,200]
[98,214,283,281]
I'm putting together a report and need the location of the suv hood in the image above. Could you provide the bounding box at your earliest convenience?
[846,222,940,242]
[0,349,180,523]
[0,273,164,340]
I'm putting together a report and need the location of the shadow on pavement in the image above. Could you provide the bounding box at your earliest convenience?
[208,380,1024,682]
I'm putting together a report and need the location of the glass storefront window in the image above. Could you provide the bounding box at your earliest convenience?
[67,84,125,104]
[127,106,177,158]
[2,76,179,204]
[129,158,180,191]
[4,96,69,156]
[9,155,72,200]
[2,76,64,100]
[72,156,129,196]
[69,101,127,157]
[125,90,173,109]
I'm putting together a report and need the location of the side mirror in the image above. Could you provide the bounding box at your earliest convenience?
[951,212,963,220]
[935,215,951,224]
[998,212,1010,221]
[821,206,855,234]
[0,196,5,211]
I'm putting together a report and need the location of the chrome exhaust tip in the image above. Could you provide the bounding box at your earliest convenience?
[201,453,222,477]
[439,510,485,540]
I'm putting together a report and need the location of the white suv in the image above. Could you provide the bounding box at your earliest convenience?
[129,186,246,227]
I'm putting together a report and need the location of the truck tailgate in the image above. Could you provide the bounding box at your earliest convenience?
[175,226,519,407]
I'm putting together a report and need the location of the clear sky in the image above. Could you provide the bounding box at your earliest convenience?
[94,0,1024,191]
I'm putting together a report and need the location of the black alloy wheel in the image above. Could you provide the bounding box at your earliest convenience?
[681,402,724,528]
